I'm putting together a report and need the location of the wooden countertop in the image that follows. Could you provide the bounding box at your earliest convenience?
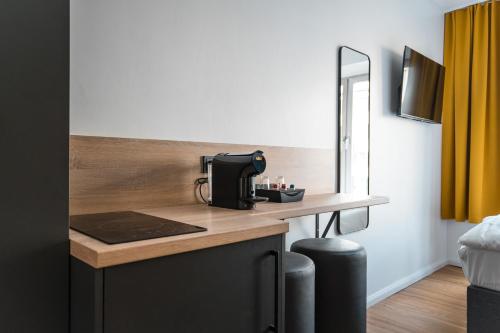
[70,193,389,268]
[252,193,389,219]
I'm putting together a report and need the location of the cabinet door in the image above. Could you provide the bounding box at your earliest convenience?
[103,235,284,333]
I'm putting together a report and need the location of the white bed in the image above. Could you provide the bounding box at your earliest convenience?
[459,214,500,292]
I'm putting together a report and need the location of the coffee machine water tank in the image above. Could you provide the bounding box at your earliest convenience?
[210,151,268,210]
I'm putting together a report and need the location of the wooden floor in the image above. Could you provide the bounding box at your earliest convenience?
[368,266,468,333]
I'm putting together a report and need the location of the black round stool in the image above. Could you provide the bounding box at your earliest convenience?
[291,238,367,333]
[285,251,315,333]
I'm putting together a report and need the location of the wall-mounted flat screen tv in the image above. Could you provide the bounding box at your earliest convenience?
[398,46,445,123]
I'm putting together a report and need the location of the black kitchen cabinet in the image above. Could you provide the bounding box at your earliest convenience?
[71,235,285,333]
[0,0,69,332]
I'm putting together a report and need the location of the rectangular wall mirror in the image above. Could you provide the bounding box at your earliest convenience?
[336,46,370,235]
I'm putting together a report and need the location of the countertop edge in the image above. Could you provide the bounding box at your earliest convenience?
[71,222,289,269]
[70,238,99,266]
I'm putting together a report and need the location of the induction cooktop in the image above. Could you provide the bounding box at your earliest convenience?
[70,211,207,244]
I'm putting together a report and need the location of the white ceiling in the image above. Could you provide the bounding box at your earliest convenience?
[433,0,483,12]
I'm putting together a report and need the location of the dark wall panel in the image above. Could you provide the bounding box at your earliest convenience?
[0,0,69,332]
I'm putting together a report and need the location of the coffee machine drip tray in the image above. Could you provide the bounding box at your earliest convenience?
[70,211,207,244]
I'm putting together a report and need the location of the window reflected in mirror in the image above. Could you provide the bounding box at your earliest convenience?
[337,47,370,235]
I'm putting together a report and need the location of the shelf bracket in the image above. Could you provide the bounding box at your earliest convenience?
[313,211,339,238]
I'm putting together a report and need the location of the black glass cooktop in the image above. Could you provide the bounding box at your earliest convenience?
[70,211,207,244]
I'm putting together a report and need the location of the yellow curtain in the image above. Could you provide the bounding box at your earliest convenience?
[442,1,500,223]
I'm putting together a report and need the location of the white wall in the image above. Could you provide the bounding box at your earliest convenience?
[71,0,448,305]
[71,0,337,149]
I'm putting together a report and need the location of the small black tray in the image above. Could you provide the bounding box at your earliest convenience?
[256,189,305,203]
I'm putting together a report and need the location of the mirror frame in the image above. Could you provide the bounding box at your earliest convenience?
[336,46,371,235]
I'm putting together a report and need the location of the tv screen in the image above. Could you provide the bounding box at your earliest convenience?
[398,46,445,123]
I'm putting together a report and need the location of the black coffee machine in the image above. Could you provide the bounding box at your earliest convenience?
[210,150,268,210]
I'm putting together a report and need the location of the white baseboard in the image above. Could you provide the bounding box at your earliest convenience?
[367,260,449,307]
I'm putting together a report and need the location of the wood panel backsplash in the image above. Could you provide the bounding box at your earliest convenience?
[70,135,335,215]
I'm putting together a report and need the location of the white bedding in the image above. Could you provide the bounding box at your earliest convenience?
[459,214,500,292]
[459,245,500,291]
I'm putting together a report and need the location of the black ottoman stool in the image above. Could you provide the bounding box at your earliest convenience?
[291,238,367,333]
[285,251,315,333]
